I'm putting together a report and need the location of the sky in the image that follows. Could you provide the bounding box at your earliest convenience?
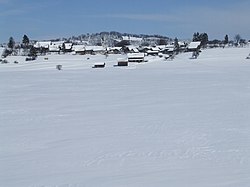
[1,0,250,43]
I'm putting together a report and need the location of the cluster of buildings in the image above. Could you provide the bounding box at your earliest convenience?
[32,39,200,57]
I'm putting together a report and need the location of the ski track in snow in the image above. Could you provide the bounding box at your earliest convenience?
[1,47,250,187]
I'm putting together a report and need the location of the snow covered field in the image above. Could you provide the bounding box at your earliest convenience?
[1,47,250,187]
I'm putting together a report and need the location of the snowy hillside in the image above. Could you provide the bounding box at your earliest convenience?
[1,47,250,187]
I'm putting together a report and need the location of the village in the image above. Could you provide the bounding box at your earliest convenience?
[2,31,250,68]
[2,32,236,69]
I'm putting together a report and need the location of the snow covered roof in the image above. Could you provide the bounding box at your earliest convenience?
[51,41,64,46]
[156,45,167,50]
[72,45,85,52]
[107,47,122,51]
[166,44,174,49]
[49,41,64,51]
[49,45,60,52]
[34,41,51,48]
[178,41,186,46]
[127,46,139,53]
[151,47,160,51]
[85,46,105,52]
[188,41,201,49]
[127,53,145,59]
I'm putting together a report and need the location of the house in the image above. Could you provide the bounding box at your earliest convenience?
[34,41,51,49]
[188,41,201,52]
[146,47,159,56]
[48,41,64,53]
[116,58,128,66]
[63,43,73,53]
[160,44,174,54]
[49,45,61,53]
[92,62,105,68]
[85,46,106,55]
[49,44,60,53]
[34,41,51,54]
[156,45,168,51]
[178,41,188,51]
[127,53,145,63]
[122,36,143,45]
[124,45,139,53]
[107,47,122,54]
[72,45,86,55]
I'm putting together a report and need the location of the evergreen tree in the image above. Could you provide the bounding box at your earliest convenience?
[200,33,208,47]
[22,35,30,47]
[62,43,66,53]
[8,37,15,50]
[28,46,37,57]
[224,35,229,45]
[192,32,208,48]
[158,38,167,45]
[193,32,198,41]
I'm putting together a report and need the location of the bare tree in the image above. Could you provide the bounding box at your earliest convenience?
[234,34,241,45]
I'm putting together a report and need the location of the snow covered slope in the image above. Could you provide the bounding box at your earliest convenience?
[1,48,250,187]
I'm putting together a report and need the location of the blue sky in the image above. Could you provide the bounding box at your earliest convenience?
[1,0,250,43]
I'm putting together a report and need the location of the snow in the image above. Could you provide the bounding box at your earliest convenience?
[1,47,250,187]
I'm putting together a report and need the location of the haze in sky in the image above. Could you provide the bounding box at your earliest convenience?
[1,0,250,43]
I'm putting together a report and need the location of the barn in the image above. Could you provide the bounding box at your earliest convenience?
[127,53,145,63]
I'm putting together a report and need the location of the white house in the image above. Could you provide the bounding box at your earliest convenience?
[85,46,106,55]
[63,43,73,52]
[34,41,51,49]
[48,41,64,52]
[107,47,122,54]
[127,53,145,63]
[125,45,139,53]
[49,45,60,52]
[188,41,201,51]
[146,47,160,56]
[122,36,143,42]
[72,45,86,55]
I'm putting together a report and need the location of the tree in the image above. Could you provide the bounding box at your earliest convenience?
[224,35,229,45]
[8,37,15,50]
[239,39,246,47]
[192,32,208,48]
[193,32,200,42]
[22,34,30,47]
[234,34,241,44]
[115,40,130,47]
[157,38,167,45]
[2,49,12,58]
[174,37,180,53]
[28,46,37,57]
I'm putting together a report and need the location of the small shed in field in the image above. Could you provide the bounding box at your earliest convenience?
[117,58,128,66]
[92,62,105,68]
